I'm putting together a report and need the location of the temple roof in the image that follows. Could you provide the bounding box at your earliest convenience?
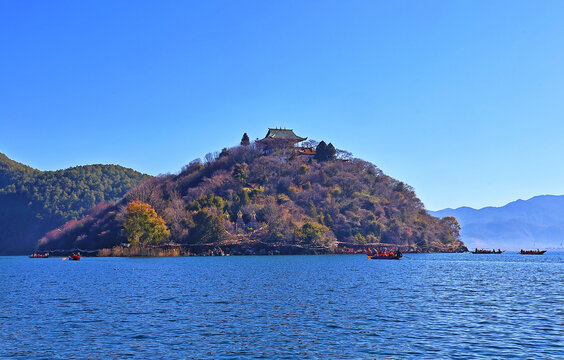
[264,128,307,142]
[298,147,316,156]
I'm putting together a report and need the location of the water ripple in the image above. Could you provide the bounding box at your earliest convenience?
[0,253,562,359]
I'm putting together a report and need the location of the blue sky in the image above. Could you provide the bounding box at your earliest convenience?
[1,1,564,210]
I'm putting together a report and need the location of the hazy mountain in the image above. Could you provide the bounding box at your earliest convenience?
[429,195,564,250]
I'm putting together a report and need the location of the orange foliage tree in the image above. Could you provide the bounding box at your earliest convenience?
[124,201,170,247]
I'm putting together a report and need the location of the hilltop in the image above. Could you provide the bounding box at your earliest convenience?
[0,152,148,254]
[38,132,467,254]
[429,195,564,250]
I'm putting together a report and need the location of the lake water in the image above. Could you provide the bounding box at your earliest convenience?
[1,253,563,359]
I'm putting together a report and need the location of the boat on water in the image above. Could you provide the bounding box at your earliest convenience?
[68,253,81,261]
[29,252,50,258]
[472,248,504,254]
[367,249,402,260]
[520,249,546,255]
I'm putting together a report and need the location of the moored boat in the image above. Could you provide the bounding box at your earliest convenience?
[472,248,503,254]
[68,253,81,261]
[520,249,546,255]
[29,252,50,258]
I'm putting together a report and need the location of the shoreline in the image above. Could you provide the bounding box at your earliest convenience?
[34,243,467,257]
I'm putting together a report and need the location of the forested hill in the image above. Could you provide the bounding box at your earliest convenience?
[38,140,467,254]
[0,152,148,254]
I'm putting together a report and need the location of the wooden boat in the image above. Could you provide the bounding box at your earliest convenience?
[472,248,504,254]
[68,253,81,261]
[367,249,402,260]
[29,252,49,258]
[520,249,546,255]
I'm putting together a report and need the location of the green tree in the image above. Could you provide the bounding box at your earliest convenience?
[315,141,327,161]
[314,141,336,161]
[298,221,330,245]
[239,189,251,206]
[241,133,250,146]
[190,210,226,243]
[124,201,170,247]
[188,194,227,212]
[232,163,249,183]
[326,143,336,160]
[219,148,231,158]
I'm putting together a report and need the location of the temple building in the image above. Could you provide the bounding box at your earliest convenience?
[263,127,307,145]
[298,147,316,158]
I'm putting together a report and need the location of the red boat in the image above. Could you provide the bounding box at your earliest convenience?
[520,249,546,255]
[68,253,81,261]
[29,252,50,258]
[367,249,402,260]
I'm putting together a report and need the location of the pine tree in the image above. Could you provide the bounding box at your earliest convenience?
[326,143,337,160]
[315,141,327,161]
[241,133,250,146]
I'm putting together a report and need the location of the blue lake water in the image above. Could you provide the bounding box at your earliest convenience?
[1,253,563,359]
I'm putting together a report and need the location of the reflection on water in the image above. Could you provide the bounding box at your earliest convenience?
[1,253,563,359]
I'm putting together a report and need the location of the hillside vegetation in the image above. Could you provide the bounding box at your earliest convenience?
[0,152,148,254]
[38,140,466,253]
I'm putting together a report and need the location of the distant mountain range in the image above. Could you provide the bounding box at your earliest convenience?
[429,195,564,250]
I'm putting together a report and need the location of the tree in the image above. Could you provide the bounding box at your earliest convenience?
[232,163,249,183]
[219,148,231,158]
[336,149,353,160]
[302,139,319,149]
[440,216,461,239]
[314,141,327,161]
[204,152,217,164]
[124,201,170,247]
[189,210,226,243]
[315,141,336,161]
[298,222,331,245]
[239,189,251,206]
[188,194,227,213]
[241,133,250,146]
[326,143,336,160]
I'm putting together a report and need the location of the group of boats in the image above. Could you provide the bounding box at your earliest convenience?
[29,252,50,258]
[366,247,548,260]
[472,248,547,255]
[472,248,504,254]
[29,248,547,260]
[29,252,81,260]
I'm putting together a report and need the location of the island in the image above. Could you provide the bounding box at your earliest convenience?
[36,128,467,256]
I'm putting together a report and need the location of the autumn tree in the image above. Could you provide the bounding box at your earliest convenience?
[440,216,461,239]
[124,201,170,247]
[241,133,250,146]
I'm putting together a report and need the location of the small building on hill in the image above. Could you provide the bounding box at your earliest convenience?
[298,147,316,158]
[263,128,307,145]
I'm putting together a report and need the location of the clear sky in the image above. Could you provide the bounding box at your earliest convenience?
[1,1,564,211]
